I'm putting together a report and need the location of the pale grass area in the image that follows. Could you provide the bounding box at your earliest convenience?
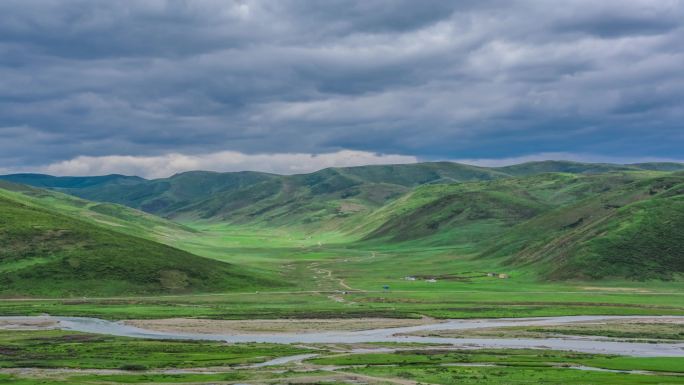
[404,317,684,339]
[0,317,58,330]
[125,317,438,335]
[581,286,653,293]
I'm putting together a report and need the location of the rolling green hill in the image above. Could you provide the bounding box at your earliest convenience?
[0,173,143,189]
[0,163,511,226]
[495,160,637,176]
[3,161,680,227]
[349,171,683,280]
[356,172,655,244]
[482,174,684,280]
[0,183,279,297]
[1,161,682,284]
[0,180,193,242]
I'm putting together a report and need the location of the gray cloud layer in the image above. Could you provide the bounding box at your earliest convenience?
[0,0,683,175]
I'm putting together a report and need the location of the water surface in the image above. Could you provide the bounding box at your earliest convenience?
[2,315,683,357]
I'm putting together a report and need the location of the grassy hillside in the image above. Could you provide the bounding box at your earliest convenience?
[484,174,684,280]
[5,161,680,226]
[563,195,684,279]
[495,160,637,176]
[1,162,682,283]
[29,163,507,226]
[357,172,656,245]
[349,171,683,281]
[185,162,508,227]
[327,162,510,185]
[0,184,279,297]
[628,162,684,171]
[0,181,193,242]
[0,173,144,189]
[12,163,509,226]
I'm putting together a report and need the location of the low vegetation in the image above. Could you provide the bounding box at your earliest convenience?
[1,332,683,385]
[0,330,309,369]
[408,321,684,342]
[0,188,280,297]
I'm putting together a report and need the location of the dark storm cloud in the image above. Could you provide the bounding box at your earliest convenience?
[0,0,683,176]
[553,4,682,38]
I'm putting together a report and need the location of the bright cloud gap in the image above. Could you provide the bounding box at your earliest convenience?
[23,150,419,179]
[2,150,682,180]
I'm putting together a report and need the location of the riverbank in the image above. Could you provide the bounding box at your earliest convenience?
[2,315,683,357]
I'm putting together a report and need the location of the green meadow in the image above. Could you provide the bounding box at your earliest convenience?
[2,222,681,320]
[1,162,683,384]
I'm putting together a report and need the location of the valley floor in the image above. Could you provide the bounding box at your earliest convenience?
[1,224,683,384]
[0,315,683,384]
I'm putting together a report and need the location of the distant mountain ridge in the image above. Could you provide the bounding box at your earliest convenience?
[0,173,144,188]
[2,161,681,224]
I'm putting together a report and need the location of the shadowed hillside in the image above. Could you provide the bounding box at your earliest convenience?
[0,184,280,297]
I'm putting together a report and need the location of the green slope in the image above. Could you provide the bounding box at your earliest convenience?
[628,162,684,172]
[352,171,683,280]
[32,163,506,226]
[358,172,654,245]
[0,184,279,297]
[1,162,681,227]
[484,174,684,280]
[171,169,410,226]
[1,162,682,282]
[328,162,509,185]
[0,173,143,189]
[359,185,546,246]
[494,160,637,176]
[0,180,193,242]
[189,163,507,227]
[561,195,684,280]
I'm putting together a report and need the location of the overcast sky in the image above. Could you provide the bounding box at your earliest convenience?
[1,0,683,178]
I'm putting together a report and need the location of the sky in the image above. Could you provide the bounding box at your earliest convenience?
[1,0,683,178]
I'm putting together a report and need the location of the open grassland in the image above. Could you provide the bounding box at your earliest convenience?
[4,166,682,283]
[1,167,683,303]
[0,330,309,370]
[409,320,684,341]
[4,369,684,385]
[310,348,684,373]
[348,365,684,385]
[1,223,682,321]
